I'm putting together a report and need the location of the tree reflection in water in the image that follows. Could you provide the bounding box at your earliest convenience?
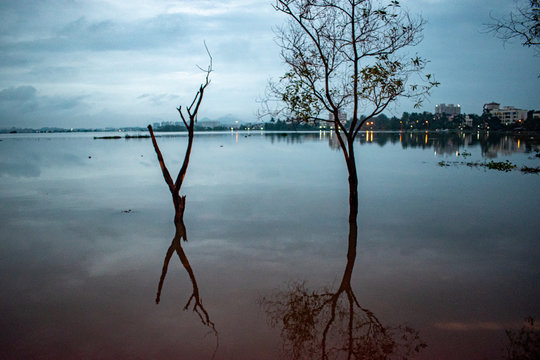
[154,195,215,333]
[148,126,218,351]
[259,247,427,360]
[261,134,426,359]
[260,281,425,360]
[147,50,218,354]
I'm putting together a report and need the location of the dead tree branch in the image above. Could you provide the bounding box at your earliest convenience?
[147,46,217,346]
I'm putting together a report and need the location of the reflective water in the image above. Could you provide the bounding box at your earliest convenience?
[0,131,538,359]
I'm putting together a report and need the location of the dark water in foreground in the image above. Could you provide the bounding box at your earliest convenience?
[0,131,538,359]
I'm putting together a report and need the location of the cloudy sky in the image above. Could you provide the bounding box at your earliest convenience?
[0,0,538,129]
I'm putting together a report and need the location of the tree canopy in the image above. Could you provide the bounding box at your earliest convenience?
[266,0,438,141]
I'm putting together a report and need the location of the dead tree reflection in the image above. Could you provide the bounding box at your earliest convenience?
[148,47,217,341]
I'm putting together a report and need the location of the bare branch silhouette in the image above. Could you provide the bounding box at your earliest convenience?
[148,47,218,349]
[486,0,539,54]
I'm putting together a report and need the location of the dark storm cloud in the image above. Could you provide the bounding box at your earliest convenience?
[2,6,271,55]
[0,54,30,67]
[0,86,38,111]
[0,1,284,128]
[0,85,86,110]
[0,85,88,125]
[0,0,537,128]
[3,14,185,53]
[0,85,37,102]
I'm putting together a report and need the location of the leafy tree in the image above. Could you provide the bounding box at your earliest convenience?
[388,116,403,130]
[268,0,438,244]
[263,1,437,358]
[524,110,540,130]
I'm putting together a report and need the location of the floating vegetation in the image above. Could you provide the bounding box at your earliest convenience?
[124,134,150,139]
[94,134,151,140]
[459,150,472,158]
[93,135,121,139]
[521,166,540,174]
[485,160,517,172]
[436,159,537,174]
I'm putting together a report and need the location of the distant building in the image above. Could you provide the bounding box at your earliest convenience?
[435,104,461,118]
[484,103,527,125]
[328,111,347,125]
[152,122,160,129]
[199,120,221,128]
[483,102,500,112]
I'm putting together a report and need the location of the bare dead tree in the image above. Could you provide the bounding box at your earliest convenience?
[148,45,217,341]
[486,0,539,53]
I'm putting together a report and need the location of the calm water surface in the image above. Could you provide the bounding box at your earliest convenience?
[0,131,538,359]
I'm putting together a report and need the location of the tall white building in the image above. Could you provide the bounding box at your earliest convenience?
[435,103,461,117]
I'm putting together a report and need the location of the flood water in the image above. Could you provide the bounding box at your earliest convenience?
[0,130,538,360]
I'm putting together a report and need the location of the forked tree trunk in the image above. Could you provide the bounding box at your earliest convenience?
[147,49,217,356]
[149,127,217,349]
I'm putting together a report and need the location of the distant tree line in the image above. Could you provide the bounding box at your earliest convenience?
[259,118,323,131]
[359,111,539,131]
[149,111,540,133]
[259,111,540,132]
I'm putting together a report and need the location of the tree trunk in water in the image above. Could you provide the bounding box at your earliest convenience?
[339,140,358,292]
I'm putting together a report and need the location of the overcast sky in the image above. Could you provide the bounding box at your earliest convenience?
[0,0,538,129]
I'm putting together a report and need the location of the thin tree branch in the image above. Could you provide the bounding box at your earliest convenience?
[148,125,176,194]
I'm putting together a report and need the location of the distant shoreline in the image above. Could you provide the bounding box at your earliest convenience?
[2,128,538,137]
